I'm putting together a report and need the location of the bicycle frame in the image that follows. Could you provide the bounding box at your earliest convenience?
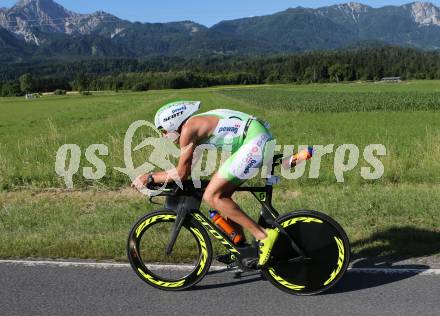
[161,183,272,262]
[162,180,306,264]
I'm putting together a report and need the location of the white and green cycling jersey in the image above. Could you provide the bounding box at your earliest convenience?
[194,109,273,184]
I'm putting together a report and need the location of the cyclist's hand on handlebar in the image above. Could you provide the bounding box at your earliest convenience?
[131,174,152,190]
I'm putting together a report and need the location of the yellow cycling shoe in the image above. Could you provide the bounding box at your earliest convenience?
[258,228,279,267]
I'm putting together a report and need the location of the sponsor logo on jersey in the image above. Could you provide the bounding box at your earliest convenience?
[244,159,257,174]
[257,134,269,146]
[243,153,257,174]
[218,126,239,134]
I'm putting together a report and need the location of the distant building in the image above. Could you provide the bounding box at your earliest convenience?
[25,93,40,100]
[381,77,402,83]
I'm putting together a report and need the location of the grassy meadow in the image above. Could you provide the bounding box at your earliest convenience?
[0,81,440,262]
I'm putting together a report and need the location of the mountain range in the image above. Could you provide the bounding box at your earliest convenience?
[2,0,440,61]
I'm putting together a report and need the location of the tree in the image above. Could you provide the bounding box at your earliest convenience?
[74,73,90,92]
[303,67,315,83]
[132,82,149,91]
[1,81,22,97]
[19,73,33,94]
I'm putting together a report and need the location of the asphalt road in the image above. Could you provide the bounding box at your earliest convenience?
[1,263,439,316]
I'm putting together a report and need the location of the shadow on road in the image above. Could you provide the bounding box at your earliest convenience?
[324,269,427,295]
[325,226,440,295]
[190,270,264,291]
[351,226,440,268]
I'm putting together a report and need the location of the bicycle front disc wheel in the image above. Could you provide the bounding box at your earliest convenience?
[262,210,350,295]
[127,210,213,291]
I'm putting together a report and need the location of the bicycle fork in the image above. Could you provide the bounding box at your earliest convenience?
[164,195,203,255]
[165,207,190,255]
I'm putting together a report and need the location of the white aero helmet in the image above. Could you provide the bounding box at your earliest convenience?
[154,100,201,132]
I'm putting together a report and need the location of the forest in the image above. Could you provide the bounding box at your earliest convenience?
[1,45,440,96]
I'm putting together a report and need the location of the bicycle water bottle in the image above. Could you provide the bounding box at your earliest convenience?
[282,146,314,169]
[209,211,244,245]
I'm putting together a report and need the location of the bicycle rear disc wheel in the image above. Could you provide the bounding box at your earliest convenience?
[262,210,350,295]
[127,210,213,291]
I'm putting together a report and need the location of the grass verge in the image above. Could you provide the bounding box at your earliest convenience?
[1,184,439,263]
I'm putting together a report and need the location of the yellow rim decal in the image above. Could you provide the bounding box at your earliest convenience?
[135,214,208,284]
[137,268,185,288]
[281,217,323,228]
[323,236,345,286]
[136,214,176,238]
[268,268,305,291]
[190,227,209,276]
[193,213,239,254]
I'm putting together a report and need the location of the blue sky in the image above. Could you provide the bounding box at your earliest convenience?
[2,0,440,26]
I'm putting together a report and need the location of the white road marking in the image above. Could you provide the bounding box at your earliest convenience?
[0,259,225,271]
[0,259,440,275]
[349,268,440,275]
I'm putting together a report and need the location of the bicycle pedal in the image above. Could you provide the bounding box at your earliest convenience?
[227,261,239,270]
[216,253,236,265]
[241,257,258,270]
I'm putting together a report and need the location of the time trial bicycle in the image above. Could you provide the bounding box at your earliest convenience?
[127,154,350,295]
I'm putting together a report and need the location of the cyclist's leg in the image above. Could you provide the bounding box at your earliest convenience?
[204,175,277,266]
[203,120,274,241]
[203,173,267,241]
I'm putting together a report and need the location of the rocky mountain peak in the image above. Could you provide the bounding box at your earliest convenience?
[16,0,37,7]
[408,2,440,26]
[316,1,371,24]
[0,0,122,44]
[13,0,71,15]
[345,2,370,13]
[16,0,39,6]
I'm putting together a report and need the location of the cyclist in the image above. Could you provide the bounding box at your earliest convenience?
[131,100,279,267]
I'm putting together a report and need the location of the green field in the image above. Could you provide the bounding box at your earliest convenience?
[1,81,440,262]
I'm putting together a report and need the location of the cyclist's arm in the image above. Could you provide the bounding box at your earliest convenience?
[131,117,212,189]
[150,126,197,183]
[151,117,215,184]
